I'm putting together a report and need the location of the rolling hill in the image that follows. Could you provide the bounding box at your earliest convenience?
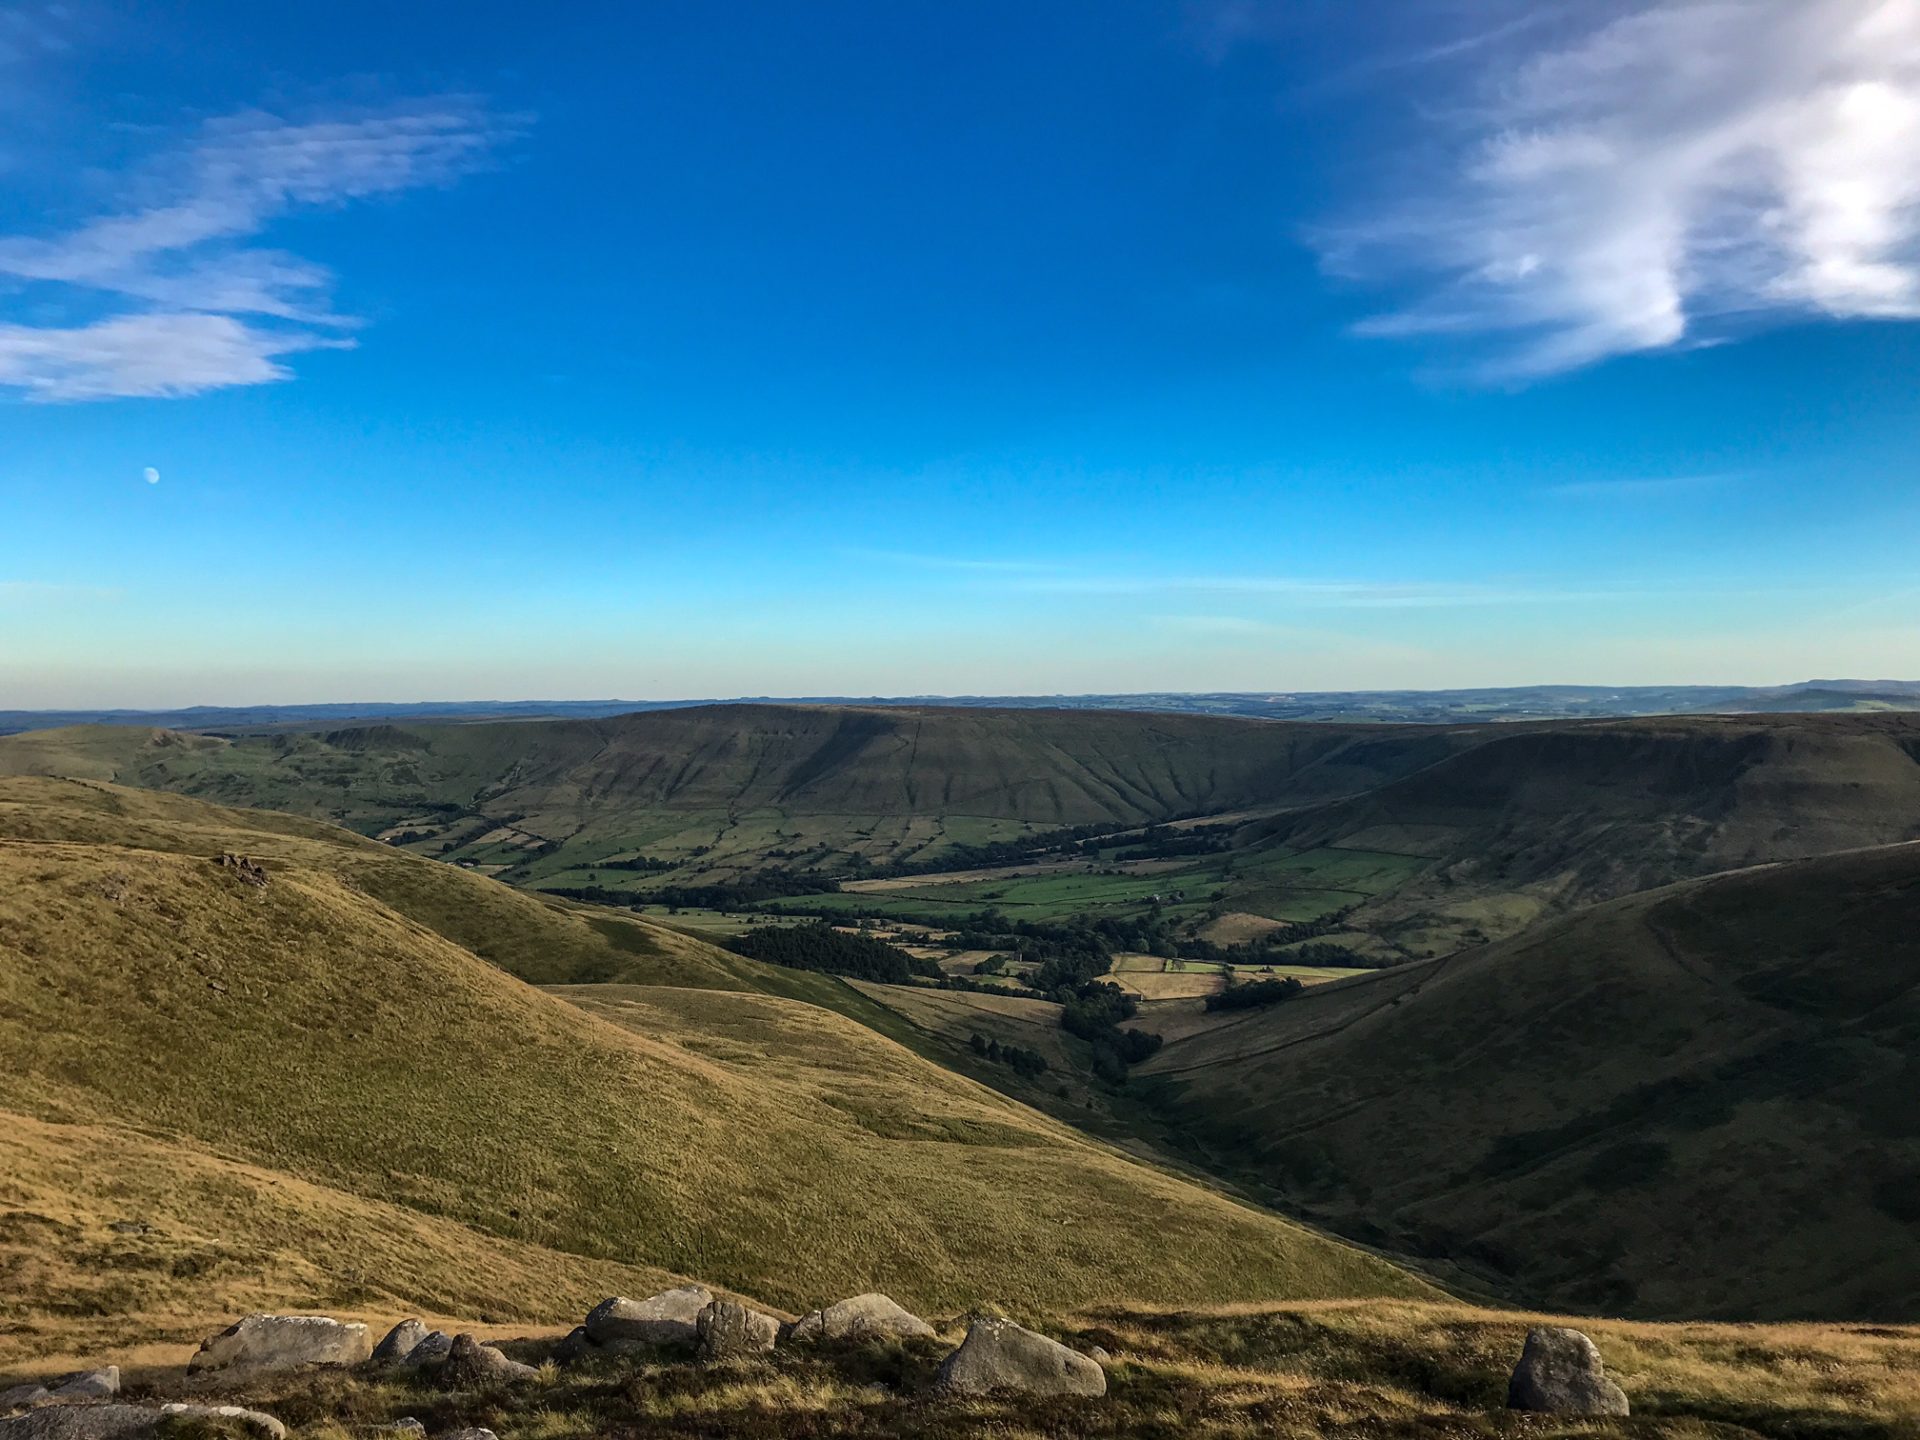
[1248,711,1920,954]
[0,776,1430,1364]
[0,705,1474,881]
[1136,840,1920,1322]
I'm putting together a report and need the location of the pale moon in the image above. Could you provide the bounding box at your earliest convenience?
[143,466,160,484]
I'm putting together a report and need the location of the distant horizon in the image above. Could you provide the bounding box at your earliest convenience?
[8,676,1919,721]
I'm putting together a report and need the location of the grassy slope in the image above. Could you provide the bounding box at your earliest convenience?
[0,777,1431,1360]
[1136,841,1920,1322]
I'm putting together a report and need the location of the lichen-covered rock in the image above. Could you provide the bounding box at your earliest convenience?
[438,1335,539,1387]
[372,1321,430,1365]
[783,1293,933,1344]
[188,1315,371,1373]
[695,1301,779,1362]
[1506,1327,1630,1416]
[440,1430,500,1440]
[934,1317,1106,1397]
[584,1288,712,1350]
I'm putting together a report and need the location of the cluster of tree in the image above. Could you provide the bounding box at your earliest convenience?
[968,1032,1050,1078]
[725,922,939,984]
[641,867,842,911]
[594,854,675,873]
[1204,975,1306,1011]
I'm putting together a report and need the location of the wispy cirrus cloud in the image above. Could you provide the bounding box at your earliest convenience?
[0,99,519,400]
[1321,0,1920,379]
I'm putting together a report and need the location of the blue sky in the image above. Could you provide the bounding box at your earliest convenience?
[3,0,1918,706]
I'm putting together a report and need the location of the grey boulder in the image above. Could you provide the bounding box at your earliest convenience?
[441,1431,500,1440]
[188,1314,372,1373]
[695,1301,780,1362]
[397,1332,454,1369]
[372,1320,431,1365]
[159,1404,286,1440]
[935,1317,1106,1398]
[438,1335,539,1387]
[1506,1327,1630,1416]
[784,1293,934,1344]
[550,1327,597,1365]
[0,1389,49,1412]
[0,1404,283,1440]
[584,1288,712,1350]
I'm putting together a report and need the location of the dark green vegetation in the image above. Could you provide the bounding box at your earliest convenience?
[1139,842,1920,1322]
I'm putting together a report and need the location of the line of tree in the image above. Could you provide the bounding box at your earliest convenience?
[725,922,939,984]
[1204,975,1306,1011]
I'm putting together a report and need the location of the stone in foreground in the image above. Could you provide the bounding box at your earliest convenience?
[784,1293,934,1344]
[696,1301,780,1362]
[398,1331,454,1369]
[371,1320,431,1365]
[439,1335,540,1386]
[188,1314,372,1373]
[0,1403,283,1440]
[1506,1327,1630,1416]
[159,1404,286,1440]
[935,1317,1106,1397]
[584,1287,713,1350]
[0,1388,49,1412]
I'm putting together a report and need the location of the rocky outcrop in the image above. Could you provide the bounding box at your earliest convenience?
[1506,1327,1630,1416]
[584,1288,712,1350]
[438,1335,540,1387]
[0,1404,283,1440]
[188,1315,371,1373]
[0,1389,47,1413]
[784,1293,933,1344]
[695,1301,779,1362]
[551,1327,595,1365]
[934,1317,1106,1397]
[372,1320,430,1365]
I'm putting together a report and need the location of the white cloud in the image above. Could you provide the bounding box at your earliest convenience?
[0,311,347,401]
[0,100,517,401]
[1324,0,1920,377]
